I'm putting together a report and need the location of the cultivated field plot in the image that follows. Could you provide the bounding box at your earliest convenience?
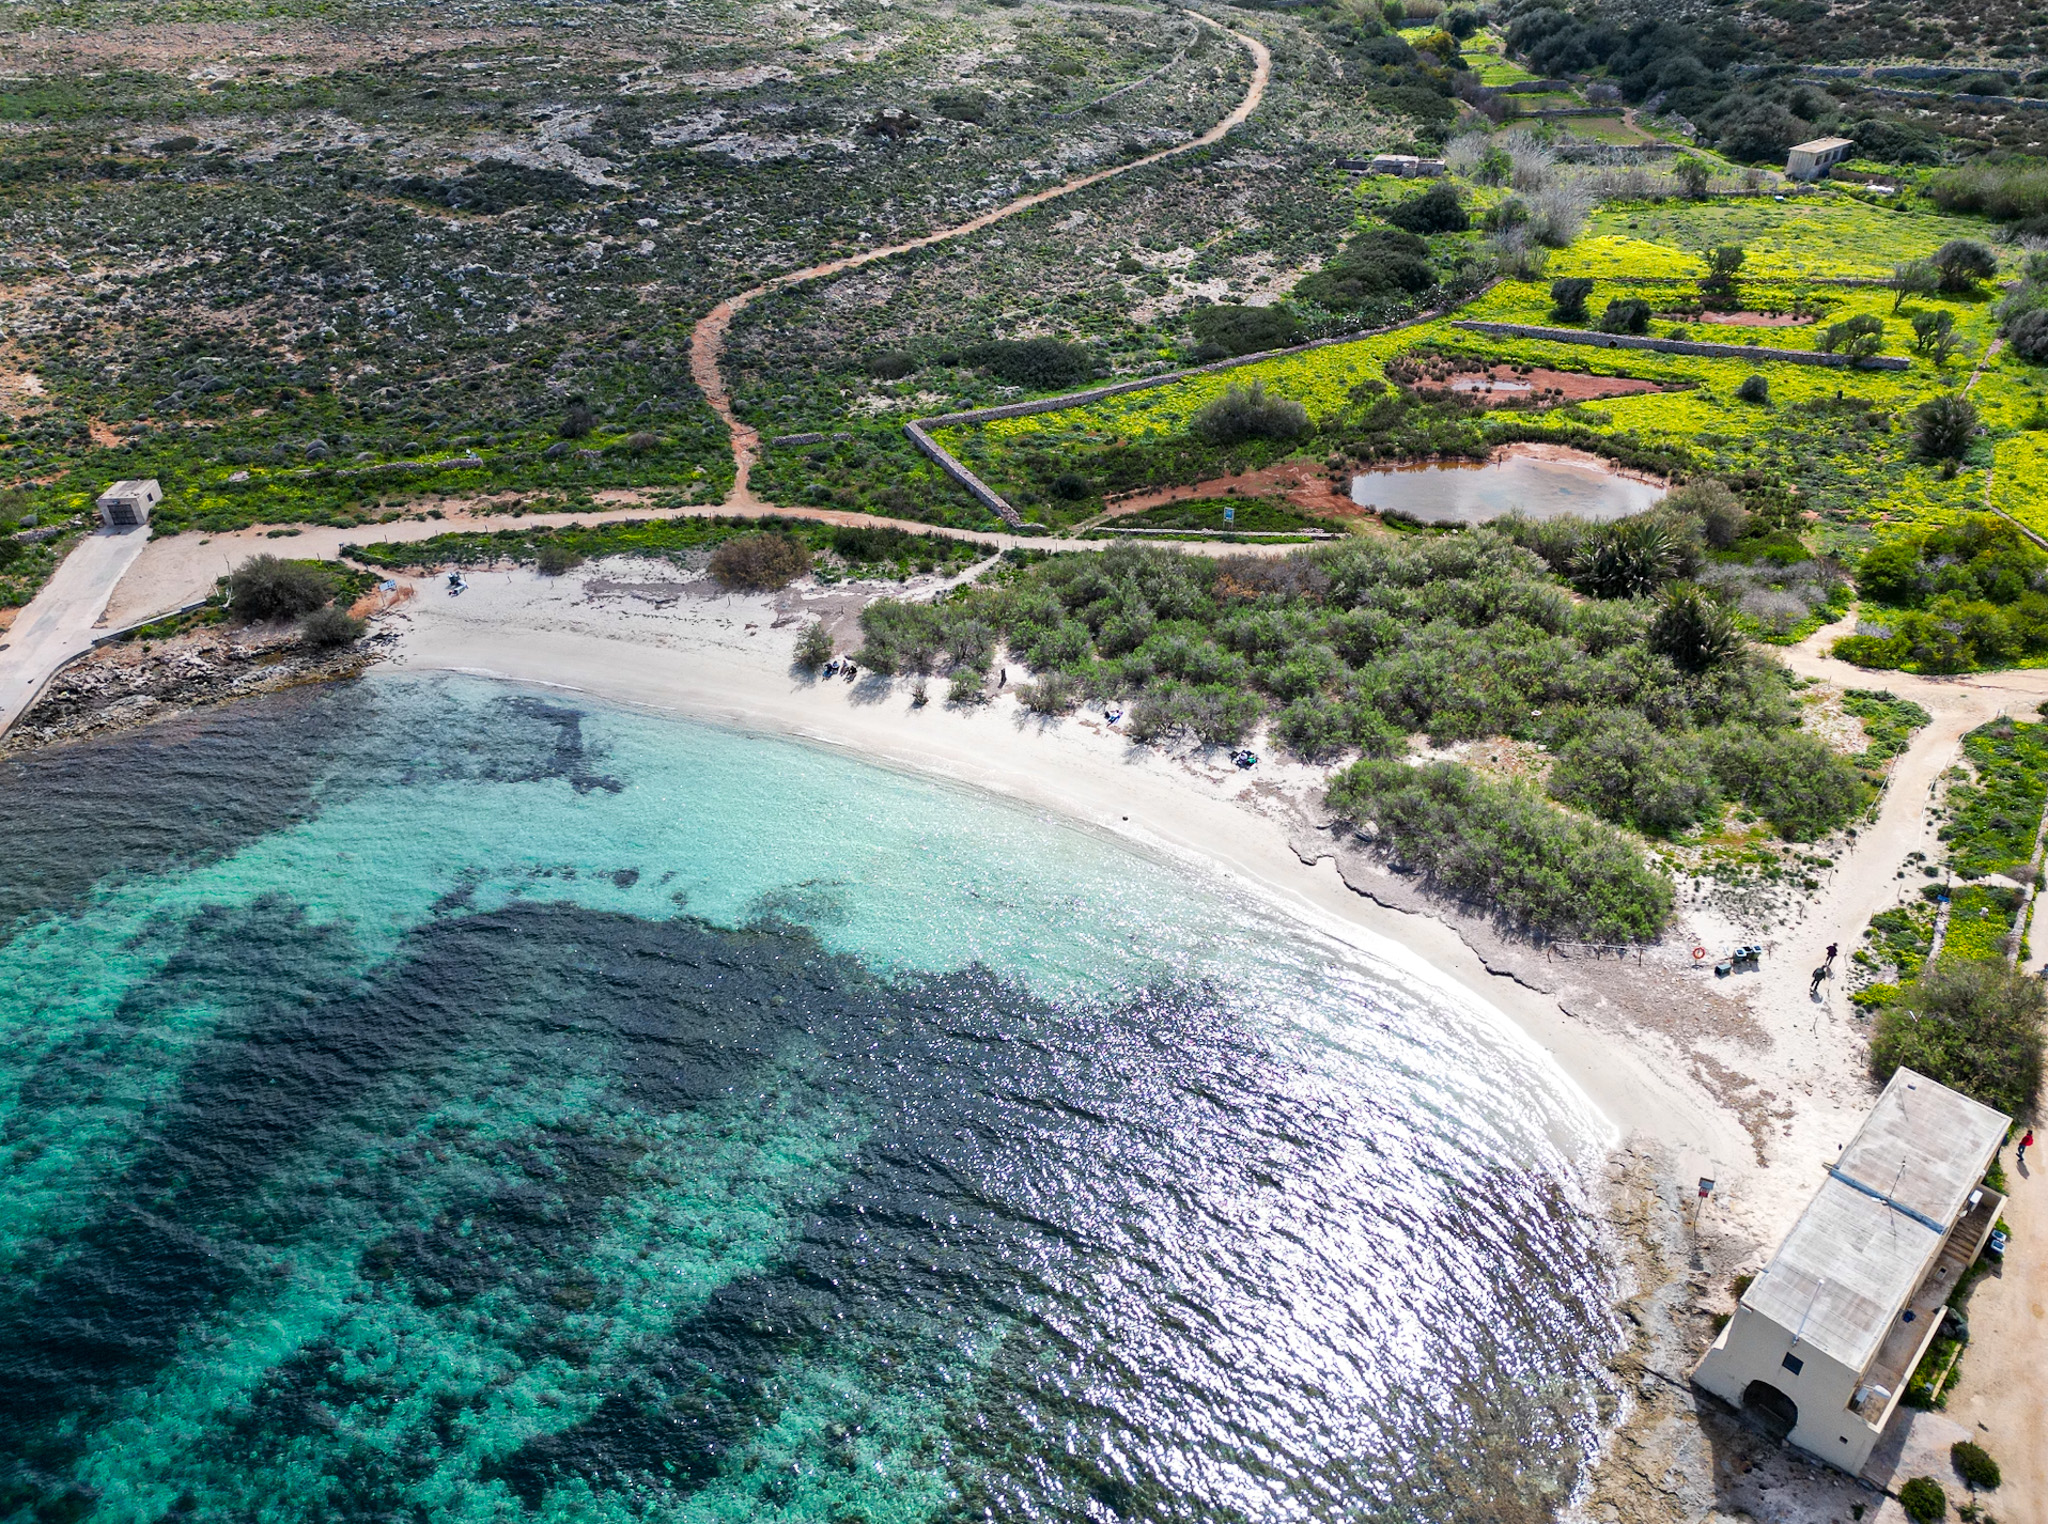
[936,194,2048,543]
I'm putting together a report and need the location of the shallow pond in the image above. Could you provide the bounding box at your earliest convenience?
[1351,453,1666,525]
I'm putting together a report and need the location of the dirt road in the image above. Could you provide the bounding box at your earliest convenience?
[687,10,1273,505]
[1774,613,2048,1515]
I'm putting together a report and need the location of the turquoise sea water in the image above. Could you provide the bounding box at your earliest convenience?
[0,673,1621,1523]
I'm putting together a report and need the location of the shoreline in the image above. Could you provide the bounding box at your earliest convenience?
[376,562,1747,1172]
[28,553,2048,1514]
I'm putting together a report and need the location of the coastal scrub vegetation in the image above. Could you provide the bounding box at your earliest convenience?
[709,533,812,593]
[856,534,1874,938]
[1868,937,2046,1117]
[1324,758,1674,941]
[1835,517,2048,673]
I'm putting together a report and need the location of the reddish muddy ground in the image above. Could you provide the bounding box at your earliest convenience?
[1404,364,1665,406]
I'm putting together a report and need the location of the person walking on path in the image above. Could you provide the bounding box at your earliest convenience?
[1825,942,1839,970]
[1810,964,1827,998]
[2022,1129,2036,1166]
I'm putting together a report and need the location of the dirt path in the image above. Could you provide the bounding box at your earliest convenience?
[0,526,152,737]
[687,9,1273,508]
[1770,613,2048,1510]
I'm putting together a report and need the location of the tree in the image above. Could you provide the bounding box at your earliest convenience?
[1736,373,1770,405]
[560,397,596,439]
[1647,583,1745,672]
[1674,156,1712,200]
[1190,381,1313,445]
[1387,181,1470,234]
[1870,960,2046,1117]
[1699,244,1745,309]
[1914,394,1979,464]
[794,619,834,670]
[1596,297,1652,335]
[1889,258,1941,312]
[1819,313,1885,360]
[228,555,335,621]
[1911,308,1956,354]
[1549,276,1595,322]
[1931,238,1998,294]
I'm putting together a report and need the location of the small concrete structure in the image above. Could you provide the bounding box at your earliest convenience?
[1339,153,1447,177]
[1786,136,1854,181]
[1693,1069,2008,1476]
[95,478,160,529]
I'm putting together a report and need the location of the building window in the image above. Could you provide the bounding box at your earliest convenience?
[1781,1352,1804,1376]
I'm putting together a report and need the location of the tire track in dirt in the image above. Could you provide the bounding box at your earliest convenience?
[687,9,1273,510]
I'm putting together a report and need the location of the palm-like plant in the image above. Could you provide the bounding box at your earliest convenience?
[1648,583,1745,672]
[1575,517,1682,600]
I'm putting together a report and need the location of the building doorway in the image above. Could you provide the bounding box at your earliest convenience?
[1741,1380,1799,1442]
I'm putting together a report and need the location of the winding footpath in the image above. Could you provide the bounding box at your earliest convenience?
[687,9,1272,508]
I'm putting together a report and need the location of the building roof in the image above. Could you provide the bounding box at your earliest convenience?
[1789,137,1856,155]
[96,477,160,500]
[1742,1069,2007,1375]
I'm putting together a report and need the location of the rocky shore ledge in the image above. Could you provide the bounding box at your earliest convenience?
[1,622,389,754]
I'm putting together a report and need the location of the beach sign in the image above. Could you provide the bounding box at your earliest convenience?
[1223,502,1235,526]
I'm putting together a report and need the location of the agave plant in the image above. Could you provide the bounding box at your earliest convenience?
[1574,516,1682,600]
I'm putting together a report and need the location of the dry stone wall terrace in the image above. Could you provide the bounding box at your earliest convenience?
[1452,321,1912,369]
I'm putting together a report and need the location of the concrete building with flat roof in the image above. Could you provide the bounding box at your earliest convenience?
[1786,136,1855,181]
[95,478,160,529]
[1693,1068,2007,1474]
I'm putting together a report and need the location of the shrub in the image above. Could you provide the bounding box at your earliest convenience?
[1899,1477,1947,1524]
[1387,181,1469,234]
[1820,313,1885,360]
[708,532,812,591]
[1648,583,1745,672]
[865,350,917,379]
[1674,156,1711,199]
[1188,302,1303,358]
[1295,228,1437,309]
[1548,711,1719,836]
[2005,306,2048,362]
[624,430,661,454]
[299,604,365,648]
[1190,381,1314,445]
[1050,470,1092,501]
[1596,298,1652,335]
[1914,395,1979,462]
[1549,276,1594,322]
[931,89,990,123]
[228,555,336,621]
[1870,961,2046,1117]
[1706,727,1869,839]
[1951,1441,2001,1491]
[794,619,834,670]
[1932,239,1998,294]
[1325,759,1675,941]
[963,337,1093,388]
[1019,669,1081,714]
[1276,694,1353,760]
[1665,480,1750,547]
[560,398,596,439]
[535,541,584,576]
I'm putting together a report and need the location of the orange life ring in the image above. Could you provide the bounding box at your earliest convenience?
[1691,946,1707,960]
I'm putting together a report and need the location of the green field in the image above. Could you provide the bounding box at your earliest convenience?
[938,192,2047,546]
